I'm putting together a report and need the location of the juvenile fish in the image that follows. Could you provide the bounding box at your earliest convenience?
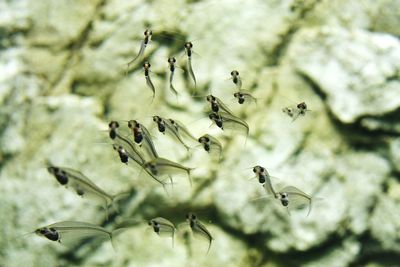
[152,115,166,133]
[168,118,197,141]
[252,165,276,196]
[111,141,168,189]
[143,61,156,101]
[34,221,122,248]
[275,186,313,216]
[206,95,234,115]
[186,213,214,254]
[230,70,242,90]
[126,29,152,72]
[143,157,194,186]
[233,90,258,105]
[282,101,309,122]
[47,166,127,219]
[148,217,176,247]
[198,134,222,160]
[127,119,158,159]
[113,144,129,164]
[184,42,196,89]
[209,112,249,138]
[168,57,178,96]
[152,116,191,151]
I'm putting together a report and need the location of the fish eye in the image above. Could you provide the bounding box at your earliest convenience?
[38,228,47,234]
[148,221,152,226]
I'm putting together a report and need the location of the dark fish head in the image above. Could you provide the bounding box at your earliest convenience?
[76,188,85,196]
[209,113,223,128]
[184,42,193,49]
[108,121,119,139]
[297,102,307,110]
[168,57,176,64]
[109,121,119,129]
[153,116,160,122]
[36,227,59,242]
[144,29,152,37]
[254,166,265,173]
[48,167,68,185]
[143,61,151,69]
[128,120,139,129]
[280,192,289,206]
[206,95,216,103]
[198,135,210,144]
[186,212,196,220]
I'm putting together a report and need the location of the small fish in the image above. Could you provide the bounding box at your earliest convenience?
[110,139,167,189]
[168,118,197,141]
[153,115,166,133]
[113,144,129,164]
[127,120,158,159]
[126,29,152,72]
[153,116,191,151]
[143,157,194,186]
[148,217,176,247]
[34,221,121,248]
[233,90,257,105]
[186,213,214,254]
[168,57,179,96]
[47,166,126,219]
[206,95,234,115]
[230,70,242,90]
[209,112,249,138]
[198,134,222,160]
[275,186,313,216]
[282,101,309,122]
[143,61,156,101]
[252,165,276,196]
[184,42,196,88]
[108,121,120,140]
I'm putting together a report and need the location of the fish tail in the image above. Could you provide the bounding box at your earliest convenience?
[146,76,156,102]
[126,41,145,72]
[169,72,178,96]
[187,57,197,89]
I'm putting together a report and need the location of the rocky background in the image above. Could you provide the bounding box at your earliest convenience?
[1,0,400,266]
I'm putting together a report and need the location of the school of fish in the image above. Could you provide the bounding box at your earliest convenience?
[32,28,315,255]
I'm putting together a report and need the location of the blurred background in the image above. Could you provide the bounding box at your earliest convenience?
[1,0,400,266]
